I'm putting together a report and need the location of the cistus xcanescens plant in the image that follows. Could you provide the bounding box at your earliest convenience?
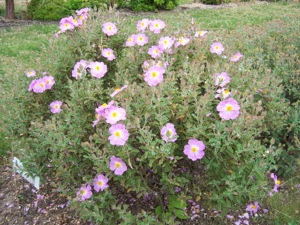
[11,8,290,224]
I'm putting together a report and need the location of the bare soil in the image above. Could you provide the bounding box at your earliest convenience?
[0,165,88,225]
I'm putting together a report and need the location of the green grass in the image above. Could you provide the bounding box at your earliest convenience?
[263,175,300,225]
[187,2,300,30]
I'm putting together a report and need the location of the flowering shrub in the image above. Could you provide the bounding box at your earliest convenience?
[8,9,293,224]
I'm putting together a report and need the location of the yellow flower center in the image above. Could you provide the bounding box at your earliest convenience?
[95,66,100,71]
[219,76,224,81]
[73,19,77,23]
[155,23,159,28]
[191,147,198,153]
[224,89,230,95]
[108,26,112,31]
[80,190,87,195]
[107,51,111,55]
[115,131,121,137]
[102,103,107,107]
[97,181,103,186]
[166,130,172,137]
[163,40,168,45]
[64,23,69,27]
[40,83,45,87]
[215,46,219,50]
[115,88,120,91]
[115,162,121,168]
[141,22,145,26]
[251,205,257,209]
[276,180,281,185]
[138,37,143,41]
[179,38,183,43]
[79,15,83,20]
[151,72,158,78]
[128,37,133,42]
[154,49,159,54]
[112,112,118,118]
[54,104,59,109]
[226,105,233,111]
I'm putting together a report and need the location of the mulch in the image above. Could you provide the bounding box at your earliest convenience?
[0,165,87,225]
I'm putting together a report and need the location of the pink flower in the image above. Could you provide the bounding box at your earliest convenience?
[183,139,206,161]
[50,101,63,114]
[144,65,165,87]
[210,42,224,55]
[59,16,75,32]
[89,61,108,78]
[149,19,165,34]
[108,124,129,146]
[93,101,115,127]
[158,36,174,50]
[28,79,38,92]
[135,33,148,46]
[104,106,126,125]
[125,34,136,47]
[32,78,47,93]
[71,17,83,27]
[270,173,281,192]
[160,123,178,143]
[25,70,36,77]
[217,98,240,120]
[246,201,260,215]
[43,76,55,90]
[137,19,151,31]
[175,37,190,48]
[109,156,127,175]
[93,174,109,192]
[214,72,231,87]
[110,85,128,97]
[72,60,87,79]
[102,48,115,61]
[148,45,163,59]
[215,88,231,99]
[76,8,90,20]
[230,52,243,62]
[102,22,117,36]
[195,30,208,38]
[76,184,92,201]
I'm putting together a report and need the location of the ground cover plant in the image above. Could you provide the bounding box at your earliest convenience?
[0,2,299,224]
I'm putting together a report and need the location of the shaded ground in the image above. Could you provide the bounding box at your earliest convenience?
[0,165,88,225]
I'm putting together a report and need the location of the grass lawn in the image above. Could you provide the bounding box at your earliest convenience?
[0,1,299,224]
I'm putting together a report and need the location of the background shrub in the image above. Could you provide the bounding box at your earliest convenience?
[118,0,179,11]
[27,0,71,20]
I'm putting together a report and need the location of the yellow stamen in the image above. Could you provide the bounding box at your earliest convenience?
[112,112,118,118]
[276,180,281,185]
[95,66,100,71]
[115,162,121,168]
[97,181,103,186]
[224,89,230,95]
[191,147,197,153]
[151,72,157,78]
[226,105,233,111]
[115,131,121,137]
